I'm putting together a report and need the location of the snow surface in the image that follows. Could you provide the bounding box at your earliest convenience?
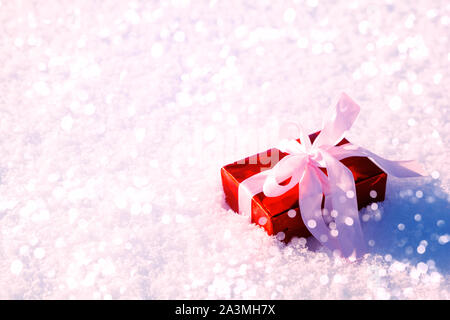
[0,0,449,299]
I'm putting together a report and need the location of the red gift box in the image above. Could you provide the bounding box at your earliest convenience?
[221,131,387,243]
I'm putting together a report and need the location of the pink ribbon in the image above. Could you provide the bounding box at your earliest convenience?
[238,93,426,259]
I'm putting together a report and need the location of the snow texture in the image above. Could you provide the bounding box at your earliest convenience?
[0,0,449,299]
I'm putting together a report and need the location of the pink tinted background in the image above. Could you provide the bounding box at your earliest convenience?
[0,0,449,299]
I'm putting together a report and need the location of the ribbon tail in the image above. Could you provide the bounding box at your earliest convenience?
[328,144,427,178]
[320,150,367,258]
[360,147,426,178]
[299,164,342,253]
[311,167,334,225]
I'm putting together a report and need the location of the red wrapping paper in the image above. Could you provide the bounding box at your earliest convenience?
[221,131,387,242]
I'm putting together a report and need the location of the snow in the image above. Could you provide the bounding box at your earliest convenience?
[0,0,449,299]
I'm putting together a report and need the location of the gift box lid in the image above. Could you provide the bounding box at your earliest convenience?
[222,131,385,217]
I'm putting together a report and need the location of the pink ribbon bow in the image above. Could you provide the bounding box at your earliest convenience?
[238,93,426,259]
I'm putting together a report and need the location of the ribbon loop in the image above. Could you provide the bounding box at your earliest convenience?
[263,155,306,197]
[313,93,360,149]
